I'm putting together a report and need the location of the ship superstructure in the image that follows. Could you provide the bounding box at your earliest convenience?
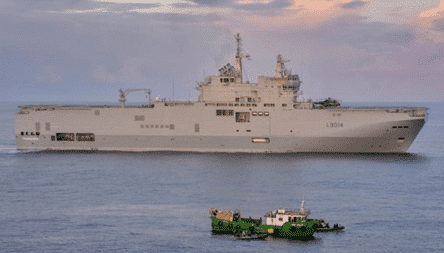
[15,34,427,153]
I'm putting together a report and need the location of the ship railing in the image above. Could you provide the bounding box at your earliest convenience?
[326,106,428,113]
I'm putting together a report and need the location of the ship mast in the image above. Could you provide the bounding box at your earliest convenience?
[275,54,289,78]
[234,33,250,84]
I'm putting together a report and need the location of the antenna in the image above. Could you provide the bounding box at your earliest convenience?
[234,33,250,84]
[172,81,175,102]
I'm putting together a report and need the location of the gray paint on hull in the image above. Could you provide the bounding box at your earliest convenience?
[16,119,424,153]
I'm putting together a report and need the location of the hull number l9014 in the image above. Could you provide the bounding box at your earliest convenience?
[326,123,343,127]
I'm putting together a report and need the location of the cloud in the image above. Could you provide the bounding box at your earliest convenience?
[187,0,233,6]
[418,0,444,18]
[340,1,366,9]
[0,0,443,102]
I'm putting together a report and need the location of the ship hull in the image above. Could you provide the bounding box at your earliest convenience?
[15,105,427,153]
[16,123,424,153]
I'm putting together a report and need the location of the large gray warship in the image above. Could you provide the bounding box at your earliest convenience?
[15,34,427,153]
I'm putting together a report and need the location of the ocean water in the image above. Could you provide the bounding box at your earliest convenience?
[0,102,443,253]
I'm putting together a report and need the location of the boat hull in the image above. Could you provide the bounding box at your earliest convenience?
[211,218,318,238]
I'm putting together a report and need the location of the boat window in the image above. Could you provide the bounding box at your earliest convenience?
[145,124,149,128]
[236,112,250,123]
[46,122,50,131]
[264,103,275,107]
[224,78,229,82]
[252,112,258,116]
[165,125,169,129]
[240,103,245,107]
[195,123,199,132]
[278,218,283,221]
[170,124,175,130]
[140,125,144,128]
[229,103,233,107]
[235,98,239,102]
[264,112,269,116]
[234,103,239,107]
[258,112,263,116]
[56,133,75,141]
[35,122,40,131]
[230,78,234,82]
[252,104,257,107]
[282,104,287,107]
[21,132,24,135]
[76,133,95,142]
[155,125,159,128]
[151,125,154,128]
[26,132,28,135]
[51,136,55,141]
[31,132,34,135]
[161,125,164,128]
[220,78,223,82]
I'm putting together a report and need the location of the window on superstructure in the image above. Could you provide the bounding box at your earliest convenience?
[135,115,145,121]
[216,110,234,116]
[56,133,75,141]
[195,124,199,132]
[264,103,275,107]
[76,133,95,142]
[35,122,40,131]
[51,136,55,141]
[248,98,252,102]
[252,112,258,116]
[235,98,239,102]
[224,78,229,83]
[36,132,40,136]
[170,124,175,130]
[264,112,269,116]
[45,122,50,131]
[282,104,287,107]
[235,112,250,123]
[230,78,234,82]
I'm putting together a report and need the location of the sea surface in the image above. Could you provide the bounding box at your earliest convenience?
[1,102,443,253]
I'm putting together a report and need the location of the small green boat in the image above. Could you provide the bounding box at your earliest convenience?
[210,199,321,239]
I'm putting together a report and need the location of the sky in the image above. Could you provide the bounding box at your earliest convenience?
[1,0,443,103]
